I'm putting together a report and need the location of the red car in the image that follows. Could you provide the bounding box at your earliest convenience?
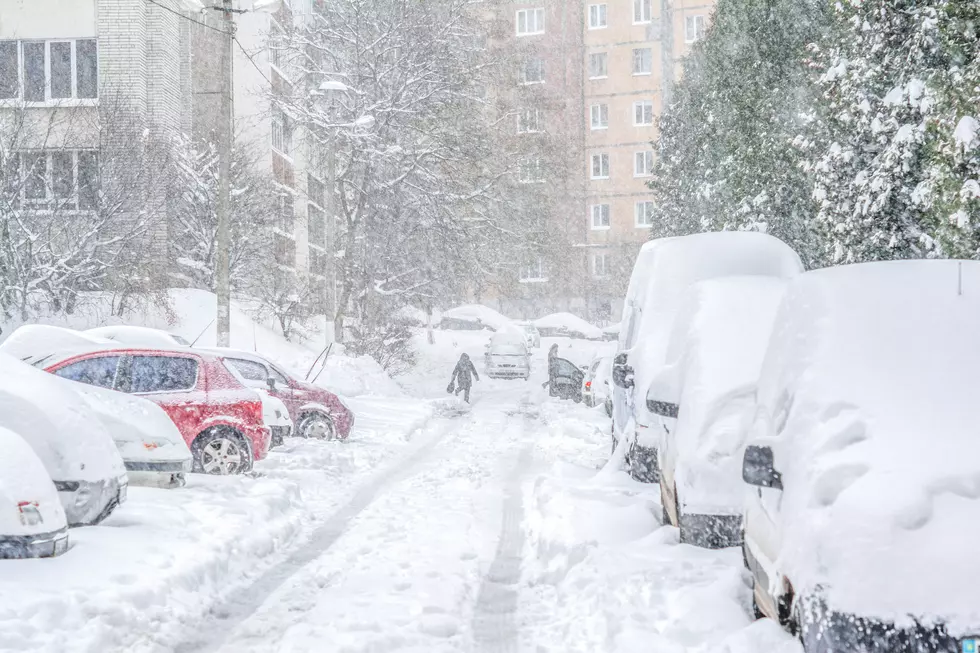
[40,348,270,475]
[201,348,354,441]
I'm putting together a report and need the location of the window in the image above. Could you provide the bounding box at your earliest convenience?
[520,257,547,282]
[519,158,545,183]
[590,103,608,130]
[308,204,325,243]
[6,150,99,210]
[519,57,545,85]
[634,100,654,126]
[129,356,199,393]
[591,153,609,179]
[272,107,293,156]
[518,108,544,134]
[635,151,654,176]
[225,358,269,383]
[54,356,121,389]
[589,52,608,79]
[635,200,656,227]
[588,4,607,29]
[516,8,545,36]
[592,252,610,277]
[590,204,610,229]
[268,365,290,385]
[685,15,706,43]
[0,39,98,102]
[632,48,652,75]
[634,0,652,23]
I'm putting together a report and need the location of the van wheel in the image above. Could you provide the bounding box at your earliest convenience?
[193,427,250,475]
[299,412,336,440]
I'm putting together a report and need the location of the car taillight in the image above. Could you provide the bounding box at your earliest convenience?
[585,381,591,389]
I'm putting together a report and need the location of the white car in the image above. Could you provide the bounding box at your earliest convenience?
[647,276,786,548]
[0,353,128,526]
[611,232,803,483]
[70,384,193,488]
[582,355,613,416]
[517,323,541,349]
[0,426,70,559]
[86,325,190,349]
[741,260,980,650]
[484,332,530,379]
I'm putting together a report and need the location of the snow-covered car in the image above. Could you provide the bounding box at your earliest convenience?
[648,276,787,548]
[611,232,803,483]
[485,332,530,379]
[86,325,190,349]
[0,352,128,526]
[741,260,980,650]
[69,383,193,488]
[202,348,354,441]
[582,355,613,416]
[517,323,541,349]
[533,312,603,340]
[439,304,512,331]
[0,426,70,559]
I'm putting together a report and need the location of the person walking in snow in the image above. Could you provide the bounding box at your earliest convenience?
[448,353,480,403]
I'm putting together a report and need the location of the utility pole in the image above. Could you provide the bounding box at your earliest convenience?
[214,0,236,347]
[323,129,338,346]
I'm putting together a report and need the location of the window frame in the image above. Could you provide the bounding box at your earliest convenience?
[590,203,611,230]
[516,8,546,36]
[518,158,545,184]
[6,149,100,212]
[517,108,544,134]
[519,256,548,283]
[0,38,99,105]
[634,150,654,177]
[685,15,706,43]
[633,100,654,126]
[519,56,545,85]
[633,0,652,24]
[590,152,610,180]
[590,103,609,130]
[635,200,656,227]
[588,4,608,29]
[591,252,610,277]
[588,52,608,79]
[127,355,200,395]
[632,47,653,76]
[52,355,123,390]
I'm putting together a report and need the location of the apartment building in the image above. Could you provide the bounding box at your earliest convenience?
[583,0,713,319]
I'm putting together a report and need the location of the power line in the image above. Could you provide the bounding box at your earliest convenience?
[234,37,273,87]
[144,0,230,35]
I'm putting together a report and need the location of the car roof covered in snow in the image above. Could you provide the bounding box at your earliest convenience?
[440,304,513,331]
[532,313,602,339]
[0,352,125,484]
[86,325,190,348]
[0,426,67,537]
[661,276,787,511]
[619,237,676,350]
[755,259,980,632]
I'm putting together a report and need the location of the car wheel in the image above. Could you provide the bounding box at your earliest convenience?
[299,412,336,440]
[193,428,249,475]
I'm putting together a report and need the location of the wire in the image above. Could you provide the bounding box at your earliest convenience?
[234,37,273,87]
[144,0,230,35]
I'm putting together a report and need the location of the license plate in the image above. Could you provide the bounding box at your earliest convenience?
[54,535,69,556]
[964,638,978,653]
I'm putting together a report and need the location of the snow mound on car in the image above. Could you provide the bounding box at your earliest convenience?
[439,304,513,331]
[0,426,67,537]
[533,312,603,339]
[762,260,980,634]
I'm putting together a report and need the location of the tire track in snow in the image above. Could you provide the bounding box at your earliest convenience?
[173,416,455,653]
[472,403,536,653]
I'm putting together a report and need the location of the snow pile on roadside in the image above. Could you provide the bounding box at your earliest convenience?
[520,464,801,653]
[439,303,512,331]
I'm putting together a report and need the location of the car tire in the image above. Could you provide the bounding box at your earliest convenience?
[299,412,337,440]
[192,427,250,475]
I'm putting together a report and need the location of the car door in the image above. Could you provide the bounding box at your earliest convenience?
[553,358,584,400]
[121,354,203,441]
[51,354,124,389]
[266,363,299,416]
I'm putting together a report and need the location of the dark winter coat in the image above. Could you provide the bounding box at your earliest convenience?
[451,354,480,389]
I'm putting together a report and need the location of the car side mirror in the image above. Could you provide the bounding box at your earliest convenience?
[266,377,277,390]
[742,444,782,490]
[612,353,634,389]
[645,365,680,417]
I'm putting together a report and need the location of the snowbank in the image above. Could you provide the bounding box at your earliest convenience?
[438,303,512,331]
[533,312,603,340]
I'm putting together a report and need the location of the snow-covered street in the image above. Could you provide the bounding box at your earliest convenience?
[0,336,798,653]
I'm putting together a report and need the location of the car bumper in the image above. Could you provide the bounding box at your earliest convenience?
[0,526,69,559]
[56,475,128,526]
[488,369,528,378]
[270,425,291,447]
[125,458,191,489]
[678,513,742,549]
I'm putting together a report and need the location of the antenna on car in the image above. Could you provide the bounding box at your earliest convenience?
[190,319,215,347]
[958,261,964,297]
[311,344,333,385]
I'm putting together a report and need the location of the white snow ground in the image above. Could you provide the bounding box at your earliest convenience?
[0,325,800,653]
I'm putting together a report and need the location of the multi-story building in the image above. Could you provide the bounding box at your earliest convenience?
[582,0,713,319]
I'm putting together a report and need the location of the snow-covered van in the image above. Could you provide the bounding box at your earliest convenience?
[70,384,193,489]
[485,331,530,379]
[741,260,980,650]
[0,352,128,526]
[649,276,787,547]
[612,232,802,482]
[0,426,70,559]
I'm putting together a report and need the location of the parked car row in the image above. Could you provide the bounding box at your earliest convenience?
[611,232,980,651]
[0,324,355,559]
